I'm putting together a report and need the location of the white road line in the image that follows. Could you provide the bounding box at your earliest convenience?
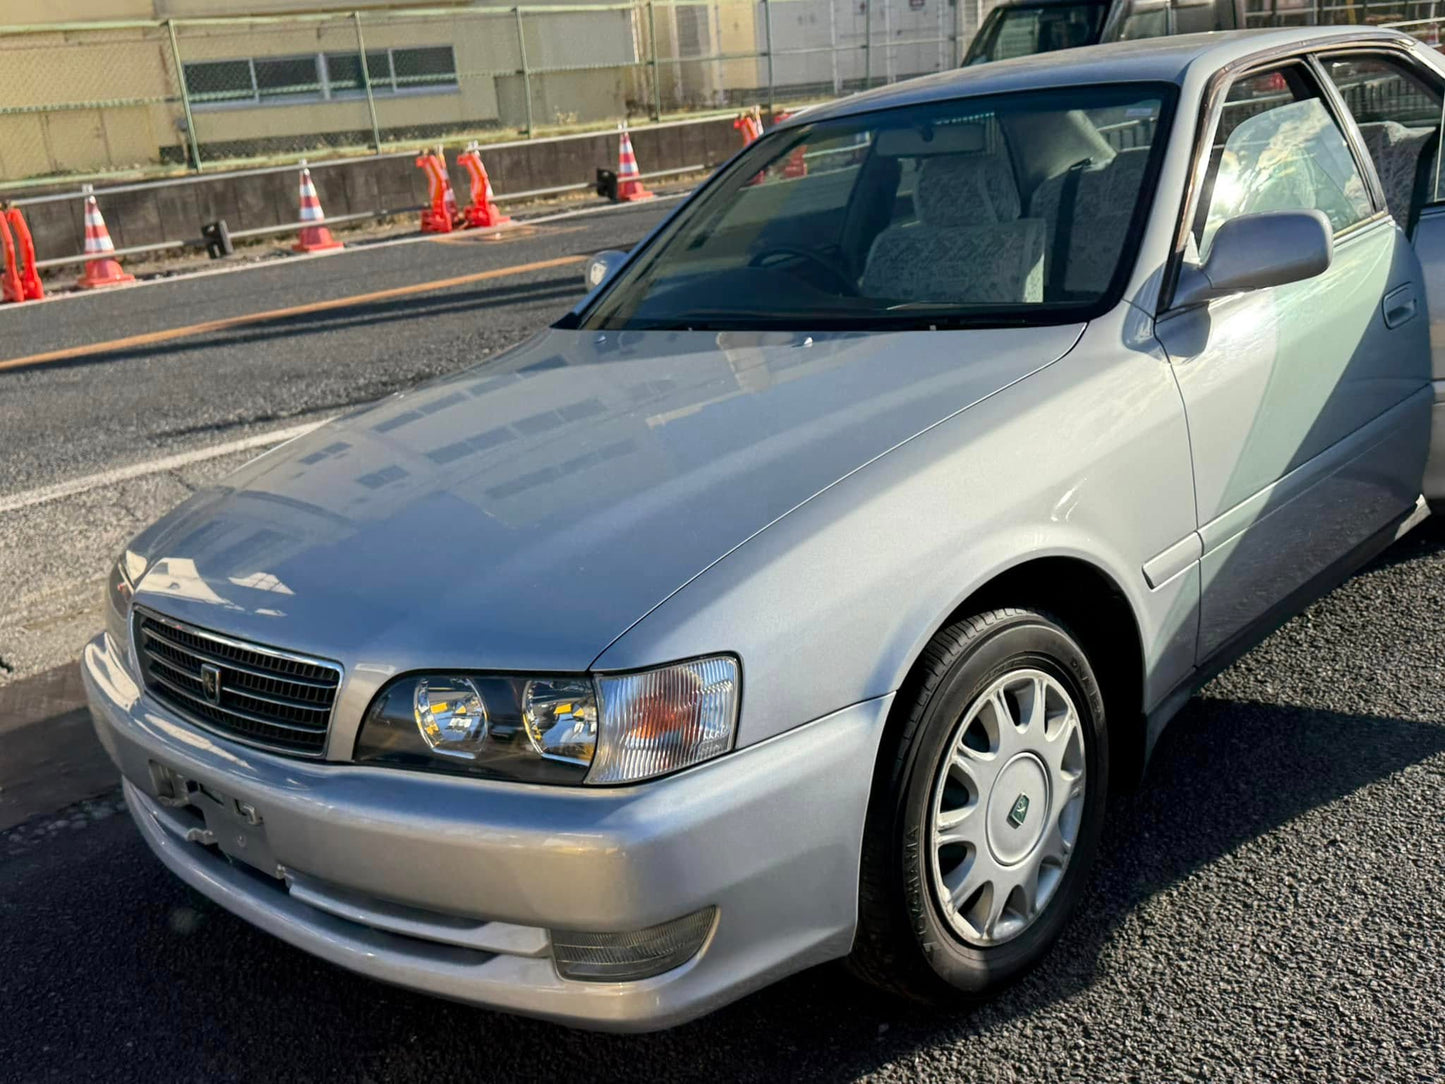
[0,419,328,515]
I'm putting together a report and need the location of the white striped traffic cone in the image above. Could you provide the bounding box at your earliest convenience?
[616,125,654,202]
[294,166,343,253]
[76,193,135,289]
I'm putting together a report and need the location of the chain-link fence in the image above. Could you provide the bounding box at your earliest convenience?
[4,0,1444,190]
[0,0,986,191]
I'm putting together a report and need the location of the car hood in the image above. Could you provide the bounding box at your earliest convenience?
[126,323,1083,673]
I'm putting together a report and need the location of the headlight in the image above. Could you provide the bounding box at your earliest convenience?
[105,555,135,667]
[354,656,739,786]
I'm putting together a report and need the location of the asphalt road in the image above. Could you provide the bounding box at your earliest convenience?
[3,200,1445,1082]
[0,199,676,685]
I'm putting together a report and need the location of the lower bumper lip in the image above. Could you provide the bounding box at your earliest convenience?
[82,633,892,1030]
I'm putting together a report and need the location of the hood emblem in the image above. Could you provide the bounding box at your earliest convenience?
[200,663,223,704]
[1007,793,1030,829]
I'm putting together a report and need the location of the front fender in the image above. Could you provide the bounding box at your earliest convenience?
[591,310,1200,750]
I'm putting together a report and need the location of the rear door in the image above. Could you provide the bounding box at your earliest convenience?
[1316,46,1445,499]
[1154,60,1431,661]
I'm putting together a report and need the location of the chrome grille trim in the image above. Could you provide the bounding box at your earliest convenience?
[133,606,342,758]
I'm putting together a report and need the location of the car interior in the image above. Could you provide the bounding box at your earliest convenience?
[595,93,1168,329]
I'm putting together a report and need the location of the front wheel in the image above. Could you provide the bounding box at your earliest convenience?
[849,607,1108,1002]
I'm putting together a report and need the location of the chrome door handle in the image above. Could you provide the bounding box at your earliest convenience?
[1383,284,1419,329]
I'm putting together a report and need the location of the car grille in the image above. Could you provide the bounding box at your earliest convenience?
[133,607,342,758]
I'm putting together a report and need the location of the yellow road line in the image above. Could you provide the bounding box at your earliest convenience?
[0,253,584,374]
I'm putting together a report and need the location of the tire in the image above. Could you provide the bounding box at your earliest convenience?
[849,607,1108,1003]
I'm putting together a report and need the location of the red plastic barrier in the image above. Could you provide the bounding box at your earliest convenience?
[7,208,44,300]
[458,146,512,230]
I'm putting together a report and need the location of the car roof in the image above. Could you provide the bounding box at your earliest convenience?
[791,26,1412,123]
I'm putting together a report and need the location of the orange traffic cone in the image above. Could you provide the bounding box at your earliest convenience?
[733,106,763,147]
[0,214,22,304]
[76,192,136,289]
[459,145,511,229]
[416,151,458,233]
[774,113,808,179]
[616,126,654,202]
[293,165,343,253]
[7,208,44,301]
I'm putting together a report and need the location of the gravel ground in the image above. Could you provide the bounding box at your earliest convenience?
[3,520,1442,1083]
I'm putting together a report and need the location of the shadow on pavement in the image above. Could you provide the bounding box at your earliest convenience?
[4,692,1442,1081]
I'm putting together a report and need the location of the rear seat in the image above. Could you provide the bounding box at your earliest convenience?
[1355,121,1437,231]
[1029,147,1151,297]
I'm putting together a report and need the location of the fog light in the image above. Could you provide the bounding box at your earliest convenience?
[551,907,716,982]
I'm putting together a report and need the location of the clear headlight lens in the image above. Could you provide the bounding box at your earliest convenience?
[522,678,597,766]
[414,676,490,759]
[356,675,595,785]
[105,556,135,668]
[354,656,739,786]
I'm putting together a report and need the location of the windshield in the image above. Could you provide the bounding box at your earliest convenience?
[581,84,1174,332]
[965,2,1107,65]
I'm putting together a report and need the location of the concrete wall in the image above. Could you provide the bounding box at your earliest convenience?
[17,114,742,262]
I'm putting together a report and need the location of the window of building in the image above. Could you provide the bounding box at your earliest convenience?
[323,51,393,95]
[253,56,322,102]
[184,46,457,109]
[185,59,255,105]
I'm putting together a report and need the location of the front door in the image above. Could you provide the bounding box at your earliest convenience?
[1316,47,1445,500]
[1154,61,1431,661]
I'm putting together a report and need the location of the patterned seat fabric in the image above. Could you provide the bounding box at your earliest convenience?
[1029,147,1151,297]
[1356,121,1436,230]
[859,155,1046,304]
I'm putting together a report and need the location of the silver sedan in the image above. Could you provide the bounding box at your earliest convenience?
[85,26,1445,1030]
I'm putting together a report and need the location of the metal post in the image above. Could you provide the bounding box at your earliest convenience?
[883,0,892,83]
[514,6,534,137]
[829,0,840,94]
[353,12,382,153]
[954,0,963,66]
[936,0,945,73]
[763,0,776,117]
[648,0,661,121]
[167,20,202,172]
[864,0,872,89]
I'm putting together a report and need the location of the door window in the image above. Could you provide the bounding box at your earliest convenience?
[1193,66,1374,259]
[1318,53,1443,228]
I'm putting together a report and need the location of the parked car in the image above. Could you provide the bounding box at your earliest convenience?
[86,26,1445,1031]
[963,0,1246,65]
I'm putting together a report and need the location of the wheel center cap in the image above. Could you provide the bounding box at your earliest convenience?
[986,753,1049,866]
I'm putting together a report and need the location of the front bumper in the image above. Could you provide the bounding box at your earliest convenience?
[82,633,890,1031]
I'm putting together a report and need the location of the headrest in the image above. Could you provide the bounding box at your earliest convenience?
[915,155,1022,227]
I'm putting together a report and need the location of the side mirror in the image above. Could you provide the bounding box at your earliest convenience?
[1172,210,1332,309]
[583,249,626,291]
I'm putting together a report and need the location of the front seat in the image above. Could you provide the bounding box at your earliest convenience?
[860,154,1046,304]
[1356,120,1437,232]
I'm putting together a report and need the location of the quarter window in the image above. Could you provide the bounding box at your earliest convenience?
[1193,66,1374,259]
